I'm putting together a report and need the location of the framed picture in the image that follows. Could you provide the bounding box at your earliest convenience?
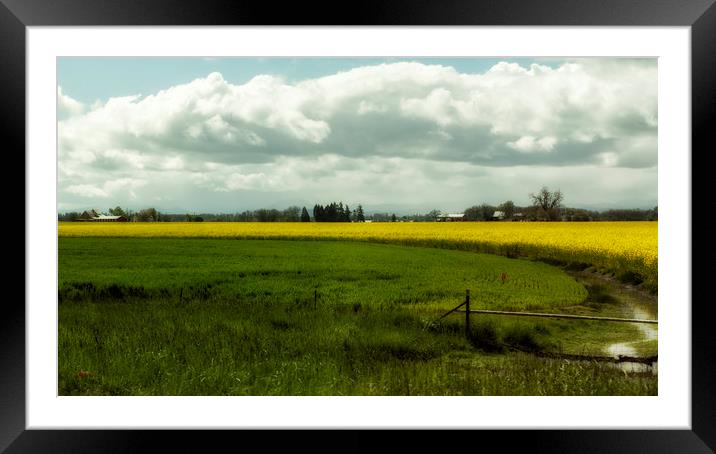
[8,0,714,451]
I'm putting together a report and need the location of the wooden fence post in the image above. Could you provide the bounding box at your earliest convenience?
[465,289,470,338]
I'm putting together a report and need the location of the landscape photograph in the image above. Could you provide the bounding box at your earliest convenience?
[57,56,658,396]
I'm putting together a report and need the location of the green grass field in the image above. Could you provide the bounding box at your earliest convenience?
[58,238,657,396]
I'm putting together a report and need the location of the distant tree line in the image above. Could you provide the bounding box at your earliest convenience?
[58,211,81,222]
[369,212,397,222]
[57,206,165,222]
[460,204,657,222]
[459,187,657,222]
[585,207,658,222]
[170,206,306,222]
[58,190,657,223]
[313,202,366,222]
[58,205,658,223]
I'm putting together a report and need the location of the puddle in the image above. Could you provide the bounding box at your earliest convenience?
[607,360,658,375]
[605,300,658,374]
[606,342,637,358]
[567,269,658,375]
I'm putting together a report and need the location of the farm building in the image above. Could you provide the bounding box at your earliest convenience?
[493,211,506,220]
[437,213,465,222]
[92,215,128,222]
[75,210,127,222]
[76,209,100,221]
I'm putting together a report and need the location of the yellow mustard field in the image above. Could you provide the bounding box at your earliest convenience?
[59,221,657,289]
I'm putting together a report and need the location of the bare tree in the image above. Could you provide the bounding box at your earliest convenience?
[529,186,563,221]
[427,209,441,221]
[136,207,158,222]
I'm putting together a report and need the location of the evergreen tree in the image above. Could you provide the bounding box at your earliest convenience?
[313,204,322,222]
[356,205,365,222]
[312,202,359,222]
[327,203,338,222]
[301,206,311,222]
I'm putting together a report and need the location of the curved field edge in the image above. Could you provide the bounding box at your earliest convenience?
[58,221,658,292]
[58,238,588,312]
[58,239,656,395]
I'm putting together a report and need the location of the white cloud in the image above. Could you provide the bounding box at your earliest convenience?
[597,152,619,167]
[58,59,657,211]
[57,86,85,119]
[507,136,558,153]
[357,100,388,115]
[64,178,146,200]
[161,156,185,170]
[66,184,108,198]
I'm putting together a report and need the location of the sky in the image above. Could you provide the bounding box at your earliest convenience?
[57,57,657,214]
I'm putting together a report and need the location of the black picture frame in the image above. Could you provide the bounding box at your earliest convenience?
[6,0,714,451]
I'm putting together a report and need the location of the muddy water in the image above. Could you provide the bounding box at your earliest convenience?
[568,270,658,374]
[604,294,658,375]
[605,306,658,358]
[613,361,657,374]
